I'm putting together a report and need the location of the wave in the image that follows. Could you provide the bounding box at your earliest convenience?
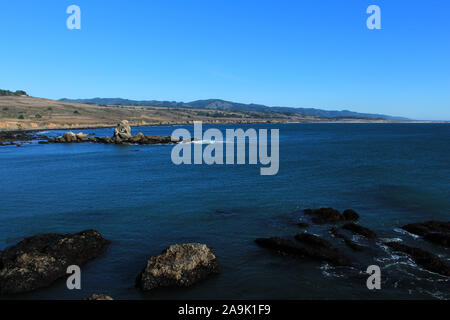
[393,228,420,239]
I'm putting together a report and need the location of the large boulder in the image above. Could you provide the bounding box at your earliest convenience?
[63,131,77,143]
[136,243,219,291]
[113,120,131,140]
[0,230,110,295]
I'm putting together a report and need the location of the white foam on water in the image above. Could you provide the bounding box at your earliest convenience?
[379,237,403,243]
[393,228,420,239]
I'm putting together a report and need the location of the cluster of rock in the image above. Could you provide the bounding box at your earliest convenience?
[51,120,185,145]
[1,213,449,298]
[256,207,450,277]
[0,230,110,295]
[303,207,360,224]
[0,230,219,297]
[0,130,49,147]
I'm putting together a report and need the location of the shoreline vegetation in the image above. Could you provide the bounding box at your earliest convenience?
[1,93,448,133]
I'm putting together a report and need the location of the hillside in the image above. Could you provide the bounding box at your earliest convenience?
[60,97,409,121]
[0,92,416,131]
[0,95,314,131]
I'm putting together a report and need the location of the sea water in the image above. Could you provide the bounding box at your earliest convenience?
[0,123,449,299]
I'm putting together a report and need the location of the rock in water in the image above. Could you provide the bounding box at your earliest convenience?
[401,221,450,248]
[329,228,365,251]
[136,243,219,291]
[385,242,450,277]
[304,208,342,224]
[0,230,110,295]
[303,207,359,224]
[423,232,450,248]
[342,209,360,221]
[402,221,450,236]
[129,132,145,143]
[342,223,377,238]
[113,120,132,140]
[255,235,351,266]
[297,222,310,228]
[86,294,114,300]
[63,131,77,142]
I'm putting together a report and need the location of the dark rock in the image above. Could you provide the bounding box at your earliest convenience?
[0,230,110,295]
[255,237,305,256]
[297,222,310,228]
[330,228,364,251]
[384,242,450,277]
[402,221,450,236]
[0,130,50,145]
[402,221,450,248]
[255,235,351,266]
[342,223,377,239]
[303,207,343,224]
[424,233,450,248]
[343,239,365,251]
[295,233,332,248]
[342,209,360,221]
[136,243,219,291]
[38,141,49,144]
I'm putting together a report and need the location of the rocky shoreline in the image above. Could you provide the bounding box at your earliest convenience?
[256,208,450,277]
[0,208,448,299]
[0,120,194,147]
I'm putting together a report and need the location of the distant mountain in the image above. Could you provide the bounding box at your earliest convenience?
[59,97,409,120]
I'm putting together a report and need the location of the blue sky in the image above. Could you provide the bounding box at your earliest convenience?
[1,0,449,120]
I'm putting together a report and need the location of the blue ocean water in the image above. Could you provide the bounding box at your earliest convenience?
[0,123,449,300]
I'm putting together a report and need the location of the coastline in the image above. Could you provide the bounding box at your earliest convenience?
[0,119,448,133]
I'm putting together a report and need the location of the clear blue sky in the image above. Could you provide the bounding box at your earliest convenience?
[1,0,449,120]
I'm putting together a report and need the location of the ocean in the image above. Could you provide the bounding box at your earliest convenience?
[0,123,449,300]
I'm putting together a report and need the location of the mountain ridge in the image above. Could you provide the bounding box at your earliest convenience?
[60,97,409,121]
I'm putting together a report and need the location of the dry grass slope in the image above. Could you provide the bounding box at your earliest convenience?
[0,96,311,131]
[0,95,417,131]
